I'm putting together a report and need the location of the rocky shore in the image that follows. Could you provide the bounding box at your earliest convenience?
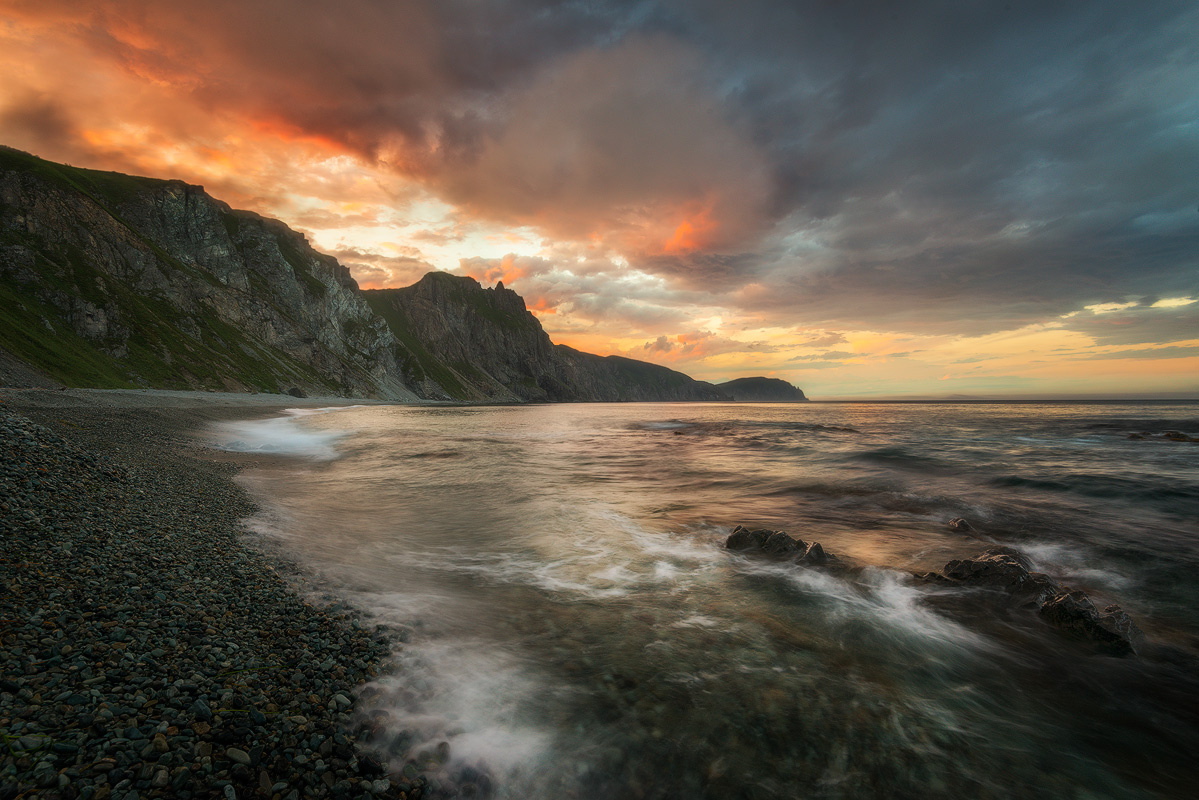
[0,390,421,800]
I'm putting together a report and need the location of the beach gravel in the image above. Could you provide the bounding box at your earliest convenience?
[0,394,423,800]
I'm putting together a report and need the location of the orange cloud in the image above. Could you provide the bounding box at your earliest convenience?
[525,296,559,316]
[663,204,717,254]
[459,253,530,286]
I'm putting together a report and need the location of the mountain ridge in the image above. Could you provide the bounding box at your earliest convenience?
[0,147,746,403]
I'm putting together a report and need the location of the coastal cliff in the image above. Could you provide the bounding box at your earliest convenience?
[0,147,416,399]
[364,274,727,402]
[0,147,738,403]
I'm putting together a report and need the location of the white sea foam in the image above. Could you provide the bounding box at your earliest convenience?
[1021,542,1133,590]
[208,408,352,460]
[384,507,725,601]
[742,560,989,650]
[363,637,556,788]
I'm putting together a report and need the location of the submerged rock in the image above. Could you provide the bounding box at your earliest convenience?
[941,547,1034,590]
[725,526,834,566]
[762,530,805,555]
[726,526,773,551]
[929,546,1141,655]
[1039,591,1144,655]
[947,517,974,533]
[797,541,828,565]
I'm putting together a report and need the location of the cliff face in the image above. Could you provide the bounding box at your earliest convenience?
[363,275,727,402]
[717,377,809,402]
[0,147,736,403]
[364,274,570,401]
[0,147,417,398]
[557,347,728,402]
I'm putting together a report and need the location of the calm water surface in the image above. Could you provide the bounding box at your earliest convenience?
[213,402,1199,799]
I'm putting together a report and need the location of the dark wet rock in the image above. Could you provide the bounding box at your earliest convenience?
[226,747,251,765]
[1128,430,1198,443]
[947,517,974,533]
[725,526,771,551]
[928,545,1143,656]
[286,386,308,398]
[762,530,805,555]
[928,546,1062,604]
[797,541,829,565]
[191,697,214,721]
[359,752,386,776]
[1017,572,1065,608]
[726,525,837,567]
[1039,591,1144,655]
[941,547,1034,590]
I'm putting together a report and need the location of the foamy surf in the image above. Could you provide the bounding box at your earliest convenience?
[208,407,355,460]
[223,400,1199,799]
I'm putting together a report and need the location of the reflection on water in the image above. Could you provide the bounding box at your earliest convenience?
[217,402,1199,799]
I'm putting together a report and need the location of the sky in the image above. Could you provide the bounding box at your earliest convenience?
[1,0,1196,398]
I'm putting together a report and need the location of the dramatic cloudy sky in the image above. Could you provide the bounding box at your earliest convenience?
[2,0,1196,397]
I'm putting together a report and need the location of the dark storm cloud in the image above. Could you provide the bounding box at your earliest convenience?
[7,0,1198,335]
[1085,346,1199,361]
[0,93,81,159]
[1063,304,1199,347]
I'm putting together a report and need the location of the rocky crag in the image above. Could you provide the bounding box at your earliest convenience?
[365,274,727,402]
[717,376,808,402]
[0,147,737,403]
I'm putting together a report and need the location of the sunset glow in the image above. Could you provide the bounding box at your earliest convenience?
[2,0,1195,398]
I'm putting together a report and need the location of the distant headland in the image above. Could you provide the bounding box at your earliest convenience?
[716,377,808,402]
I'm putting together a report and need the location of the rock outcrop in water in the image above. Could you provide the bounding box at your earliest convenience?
[0,146,733,403]
[716,376,808,402]
[726,526,832,565]
[922,546,1144,655]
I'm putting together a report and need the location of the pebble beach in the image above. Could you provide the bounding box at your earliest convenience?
[0,389,422,800]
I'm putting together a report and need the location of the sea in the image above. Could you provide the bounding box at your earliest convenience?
[209,401,1199,800]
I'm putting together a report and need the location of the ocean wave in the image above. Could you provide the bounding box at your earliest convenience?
[208,410,350,460]
[851,446,953,471]
[990,473,1199,505]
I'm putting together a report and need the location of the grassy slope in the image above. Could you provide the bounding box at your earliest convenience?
[361,290,471,399]
[0,147,341,392]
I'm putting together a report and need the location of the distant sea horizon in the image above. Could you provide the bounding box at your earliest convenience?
[807,395,1199,403]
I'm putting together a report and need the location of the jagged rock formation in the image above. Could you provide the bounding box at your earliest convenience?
[725,526,831,565]
[717,377,808,401]
[0,147,729,403]
[364,274,568,402]
[921,546,1144,655]
[363,274,728,402]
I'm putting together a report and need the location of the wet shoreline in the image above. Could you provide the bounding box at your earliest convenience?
[0,389,425,800]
